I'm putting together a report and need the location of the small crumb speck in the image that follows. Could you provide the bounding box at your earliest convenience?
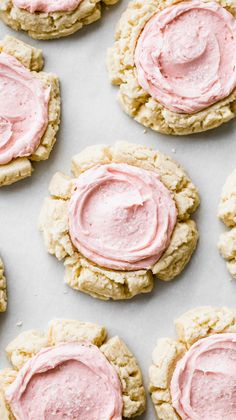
[16,321,23,327]
[143,129,147,134]
[171,148,176,153]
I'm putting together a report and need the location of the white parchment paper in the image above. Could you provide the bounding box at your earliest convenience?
[0,3,236,418]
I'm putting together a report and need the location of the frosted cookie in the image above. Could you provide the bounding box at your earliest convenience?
[107,0,236,135]
[149,306,236,419]
[218,169,236,278]
[0,0,119,40]
[0,36,60,187]
[0,318,146,418]
[39,141,199,300]
[0,258,7,312]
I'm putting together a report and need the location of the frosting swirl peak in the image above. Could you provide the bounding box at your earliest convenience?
[69,163,177,271]
[171,333,236,419]
[6,342,123,420]
[0,52,49,165]
[135,1,236,113]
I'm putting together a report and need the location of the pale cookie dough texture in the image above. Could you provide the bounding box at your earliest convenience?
[39,141,199,300]
[0,258,7,313]
[218,168,236,278]
[0,0,119,40]
[0,36,60,187]
[149,306,236,419]
[107,0,236,135]
[0,318,146,418]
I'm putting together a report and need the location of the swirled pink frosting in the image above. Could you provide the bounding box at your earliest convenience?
[6,342,123,420]
[68,163,177,271]
[13,0,82,13]
[134,1,236,113]
[0,52,49,165]
[171,333,236,419]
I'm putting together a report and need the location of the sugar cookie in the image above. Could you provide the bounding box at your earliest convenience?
[149,306,236,419]
[0,0,119,40]
[0,318,146,418]
[39,141,199,300]
[0,258,7,312]
[0,36,60,187]
[107,0,236,135]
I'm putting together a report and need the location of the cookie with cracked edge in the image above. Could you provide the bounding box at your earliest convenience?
[0,35,60,187]
[107,0,236,135]
[39,141,199,300]
[218,168,236,278]
[149,306,236,419]
[0,0,119,40]
[0,318,146,418]
[0,258,7,313]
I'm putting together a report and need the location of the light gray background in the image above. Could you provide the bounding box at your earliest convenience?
[0,2,235,418]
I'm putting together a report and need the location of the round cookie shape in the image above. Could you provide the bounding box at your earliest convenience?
[218,169,236,278]
[149,306,236,419]
[6,342,123,419]
[39,141,199,300]
[68,163,177,271]
[171,333,236,419]
[107,0,236,135]
[135,1,236,114]
[0,36,60,187]
[0,52,49,165]
[0,0,119,40]
[0,258,7,313]
[0,319,146,418]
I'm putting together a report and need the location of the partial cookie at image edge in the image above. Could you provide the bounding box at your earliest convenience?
[0,35,61,187]
[107,0,236,135]
[218,168,236,278]
[0,258,7,313]
[0,0,120,40]
[149,306,236,419]
[0,318,146,418]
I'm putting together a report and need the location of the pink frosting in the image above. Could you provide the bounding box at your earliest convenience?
[0,52,50,165]
[13,0,82,12]
[68,163,177,271]
[6,342,123,420]
[134,1,236,113]
[171,333,236,420]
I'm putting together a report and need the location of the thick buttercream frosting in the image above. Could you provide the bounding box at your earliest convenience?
[0,52,49,165]
[134,1,236,113]
[6,342,123,420]
[13,0,83,13]
[171,333,236,419]
[68,163,177,271]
